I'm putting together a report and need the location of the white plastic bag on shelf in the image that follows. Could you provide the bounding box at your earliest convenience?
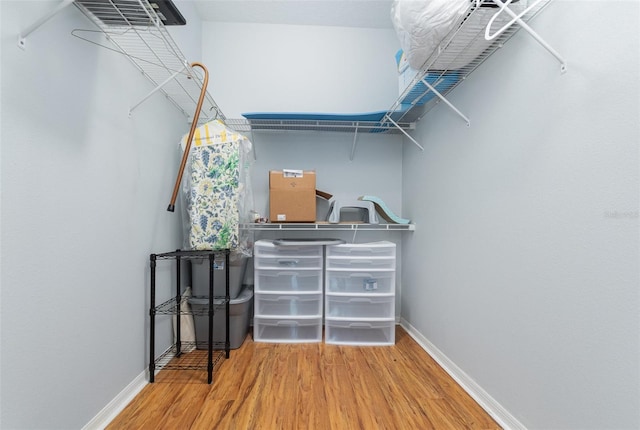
[391,0,470,70]
[179,120,255,257]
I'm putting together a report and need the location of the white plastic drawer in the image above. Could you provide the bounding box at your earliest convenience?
[254,240,322,258]
[326,271,395,294]
[325,320,395,346]
[255,293,322,317]
[325,257,395,271]
[326,295,394,319]
[255,255,323,270]
[327,242,396,258]
[254,270,322,293]
[253,317,322,343]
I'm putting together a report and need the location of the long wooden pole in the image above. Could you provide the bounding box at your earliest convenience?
[167,62,209,212]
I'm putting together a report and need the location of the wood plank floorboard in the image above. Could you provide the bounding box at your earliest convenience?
[107,326,501,430]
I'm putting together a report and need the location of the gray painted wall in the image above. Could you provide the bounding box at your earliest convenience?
[201,21,407,314]
[199,20,404,228]
[0,1,193,428]
[401,1,639,429]
[201,21,400,117]
[2,1,638,429]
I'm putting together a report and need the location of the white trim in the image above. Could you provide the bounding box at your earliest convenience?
[81,370,148,430]
[399,318,527,430]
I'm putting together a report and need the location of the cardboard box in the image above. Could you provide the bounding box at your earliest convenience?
[269,170,316,222]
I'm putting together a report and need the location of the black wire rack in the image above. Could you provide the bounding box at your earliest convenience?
[149,248,231,383]
[154,295,229,315]
[154,343,226,371]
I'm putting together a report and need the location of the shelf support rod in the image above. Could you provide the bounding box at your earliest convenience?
[420,77,471,126]
[350,123,359,161]
[384,115,424,151]
[487,0,567,73]
[249,129,258,161]
[129,64,188,116]
[17,0,74,50]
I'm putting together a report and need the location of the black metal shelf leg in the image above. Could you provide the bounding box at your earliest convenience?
[207,252,215,384]
[149,254,157,383]
[175,251,182,357]
[225,249,230,359]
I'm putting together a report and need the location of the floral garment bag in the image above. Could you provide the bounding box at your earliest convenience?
[181,120,252,252]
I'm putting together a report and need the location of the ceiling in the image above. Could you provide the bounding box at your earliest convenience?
[191,0,395,29]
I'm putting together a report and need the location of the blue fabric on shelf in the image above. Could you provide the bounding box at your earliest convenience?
[400,71,460,106]
[241,109,411,134]
[243,111,395,123]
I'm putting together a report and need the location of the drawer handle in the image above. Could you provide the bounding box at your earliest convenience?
[349,298,373,303]
[347,273,373,278]
[276,320,299,326]
[263,271,298,276]
[349,322,373,328]
[277,259,299,266]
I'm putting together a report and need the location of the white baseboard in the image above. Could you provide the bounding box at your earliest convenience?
[399,318,527,430]
[81,370,148,430]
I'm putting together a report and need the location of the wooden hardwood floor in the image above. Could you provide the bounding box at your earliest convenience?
[108,326,500,429]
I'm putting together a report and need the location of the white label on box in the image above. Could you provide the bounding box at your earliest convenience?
[213,259,225,270]
[283,169,303,178]
[277,214,287,221]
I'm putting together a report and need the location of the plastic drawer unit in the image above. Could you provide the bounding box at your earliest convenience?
[254,270,322,293]
[254,317,323,343]
[326,270,395,295]
[325,241,396,346]
[325,295,395,319]
[253,240,323,343]
[325,320,395,345]
[254,292,323,317]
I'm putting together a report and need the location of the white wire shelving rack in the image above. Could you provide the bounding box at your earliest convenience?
[232,0,563,149]
[225,118,414,136]
[18,0,563,140]
[384,0,560,128]
[18,0,225,125]
[241,223,415,232]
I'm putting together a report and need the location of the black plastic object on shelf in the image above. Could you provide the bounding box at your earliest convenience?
[75,0,186,27]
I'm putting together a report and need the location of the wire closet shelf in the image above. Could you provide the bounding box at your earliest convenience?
[72,0,225,125]
[240,223,416,232]
[224,118,415,135]
[231,0,556,136]
[386,0,554,125]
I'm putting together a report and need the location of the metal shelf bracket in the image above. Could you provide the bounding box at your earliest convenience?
[419,77,471,127]
[350,124,360,161]
[487,0,567,73]
[17,0,74,50]
[384,115,424,151]
[129,64,188,117]
[70,0,225,125]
